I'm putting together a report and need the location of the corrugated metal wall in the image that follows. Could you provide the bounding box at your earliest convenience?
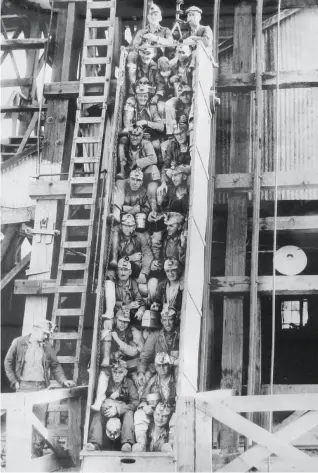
[216,7,318,203]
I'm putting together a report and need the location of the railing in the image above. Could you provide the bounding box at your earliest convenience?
[177,390,318,472]
[1,386,87,472]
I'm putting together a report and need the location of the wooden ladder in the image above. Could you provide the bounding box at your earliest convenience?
[51,0,116,383]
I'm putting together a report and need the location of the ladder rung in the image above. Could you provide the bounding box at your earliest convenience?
[68,198,94,205]
[78,117,103,124]
[74,136,101,143]
[53,308,84,316]
[83,57,111,65]
[53,332,82,340]
[59,262,88,270]
[62,241,90,248]
[58,285,86,293]
[70,176,96,184]
[64,220,93,227]
[86,20,112,27]
[82,76,107,84]
[58,356,77,363]
[72,157,100,164]
[78,96,106,104]
[84,39,112,47]
[87,1,115,9]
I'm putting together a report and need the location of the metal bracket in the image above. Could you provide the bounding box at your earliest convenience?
[209,88,221,114]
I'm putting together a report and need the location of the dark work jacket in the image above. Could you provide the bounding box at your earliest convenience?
[154,279,183,313]
[4,334,67,389]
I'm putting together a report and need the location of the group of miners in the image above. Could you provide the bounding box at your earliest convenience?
[86,4,212,453]
[3,3,212,458]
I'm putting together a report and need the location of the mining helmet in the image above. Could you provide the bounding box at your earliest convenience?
[116,308,130,323]
[164,212,185,226]
[34,319,55,334]
[155,402,172,416]
[161,303,177,318]
[178,83,193,96]
[118,257,132,270]
[111,359,128,370]
[155,352,171,365]
[129,124,144,136]
[135,84,150,95]
[129,167,144,180]
[171,164,189,176]
[148,3,161,14]
[121,213,136,226]
[185,6,203,14]
[164,258,179,271]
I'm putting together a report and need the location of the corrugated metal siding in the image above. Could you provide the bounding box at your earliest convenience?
[215,7,318,203]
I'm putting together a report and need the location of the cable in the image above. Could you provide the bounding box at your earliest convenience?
[269,0,282,438]
[36,0,55,176]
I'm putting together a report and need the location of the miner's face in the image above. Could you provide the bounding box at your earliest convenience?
[171,171,185,187]
[187,11,201,28]
[118,266,131,281]
[129,175,143,191]
[112,367,127,384]
[166,222,180,237]
[174,129,188,144]
[139,49,153,64]
[136,92,149,107]
[154,407,170,427]
[179,92,192,104]
[148,9,162,26]
[130,132,143,147]
[155,362,170,377]
[161,314,175,332]
[165,267,179,282]
[33,327,49,342]
[177,46,191,62]
[116,317,129,332]
[121,223,135,237]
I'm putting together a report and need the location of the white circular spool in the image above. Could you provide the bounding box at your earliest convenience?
[274,245,307,276]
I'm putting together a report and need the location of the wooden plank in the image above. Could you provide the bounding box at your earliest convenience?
[14,279,57,295]
[176,397,195,472]
[219,410,318,473]
[0,78,33,87]
[29,180,68,199]
[196,400,318,472]
[1,253,31,291]
[1,105,47,113]
[218,70,318,91]
[220,2,253,458]
[195,404,213,472]
[61,2,76,82]
[68,396,82,466]
[257,215,318,231]
[211,275,318,294]
[261,384,318,394]
[1,144,44,172]
[6,398,33,472]
[0,39,47,50]
[222,393,318,412]
[43,81,80,97]
[29,453,59,473]
[1,206,35,224]
[1,387,87,410]
[215,170,318,191]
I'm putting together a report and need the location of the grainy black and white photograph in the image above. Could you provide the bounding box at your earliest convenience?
[1,0,318,471]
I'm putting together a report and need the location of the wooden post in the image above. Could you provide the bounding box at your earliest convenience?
[219,1,253,459]
[195,403,213,472]
[6,398,32,472]
[68,397,82,466]
[176,397,195,472]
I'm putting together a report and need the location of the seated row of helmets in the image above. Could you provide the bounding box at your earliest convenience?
[87,3,212,453]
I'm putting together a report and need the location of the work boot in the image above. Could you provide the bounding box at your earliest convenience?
[127,64,137,96]
[132,432,147,452]
[108,227,119,269]
[104,280,116,320]
[100,318,113,368]
[91,370,110,411]
[121,443,132,452]
[116,143,127,180]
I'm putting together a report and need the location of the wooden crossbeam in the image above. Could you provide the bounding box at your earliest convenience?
[215,171,318,191]
[14,279,57,295]
[221,393,318,412]
[218,410,318,472]
[196,400,318,472]
[1,206,35,224]
[210,275,318,295]
[218,70,318,91]
[0,78,33,87]
[250,215,318,232]
[0,39,47,51]
[1,252,31,291]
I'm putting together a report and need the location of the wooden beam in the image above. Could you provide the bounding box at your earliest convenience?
[0,78,33,87]
[1,252,31,291]
[220,1,252,458]
[1,206,35,224]
[258,215,318,231]
[215,170,318,191]
[43,81,80,97]
[222,393,318,413]
[29,180,69,199]
[14,279,57,295]
[211,275,318,294]
[0,39,47,50]
[218,70,318,91]
[1,143,44,171]
[176,397,195,472]
[1,105,47,113]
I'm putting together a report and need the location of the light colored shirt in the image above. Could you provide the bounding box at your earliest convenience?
[20,339,45,382]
